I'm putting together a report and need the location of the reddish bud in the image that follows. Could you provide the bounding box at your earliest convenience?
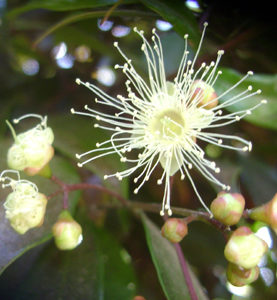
[133,296,146,300]
[224,226,268,269]
[226,263,259,287]
[210,192,245,226]
[161,218,188,243]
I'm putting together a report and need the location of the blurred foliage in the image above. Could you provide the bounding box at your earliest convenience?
[0,0,277,299]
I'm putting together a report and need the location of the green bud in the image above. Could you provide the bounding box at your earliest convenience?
[161,218,188,243]
[52,210,82,250]
[248,193,277,234]
[1,171,48,235]
[226,263,259,287]
[189,80,218,109]
[6,114,54,177]
[224,226,268,269]
[210,192,245,226]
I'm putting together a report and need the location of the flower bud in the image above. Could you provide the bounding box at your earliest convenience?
[224,226,268,269]
[189,80,218,109]
[52,210,82,250]
[1,170,47,234]
[226,263,259,287]
[6,114,54,177]
[247,193,277,234]
[133,296,146,300]
[161,218,188,243]
[210,192,245,226]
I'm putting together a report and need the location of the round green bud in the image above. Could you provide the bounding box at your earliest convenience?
[226,263,259,287]
[224,226,268,269]
[6,115,54,177]
[210,192,245,226]
[52,210,82,250]
[161,218,188,243]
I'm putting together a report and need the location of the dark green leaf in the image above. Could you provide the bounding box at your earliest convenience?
[51,114,128,198]
[8,0,136,18]
[215,68,277,130]
[0,208,137,299]
[141,212,208,300]
[239,155,277,206]
[32,10,157,49]
[140,0,200,48]
[0,139,81,274]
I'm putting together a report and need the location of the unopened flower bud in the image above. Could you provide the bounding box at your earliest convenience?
[210,192,245,226]
[224,226,268,269]
[1,170,47,234]
[189,80,218,109]
[6,114,54,177]
[161,218,188,243]
[133,296,146,300]
[247,193,277,234]
[226,263,259,287]
[52,210,82,250]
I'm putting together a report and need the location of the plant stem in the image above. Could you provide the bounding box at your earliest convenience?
[174,242,198,300]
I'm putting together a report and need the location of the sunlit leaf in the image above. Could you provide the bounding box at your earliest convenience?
[141,212,209,300]
[215,68,277,130]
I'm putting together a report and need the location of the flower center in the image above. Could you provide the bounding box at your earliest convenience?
[150,108,185,140]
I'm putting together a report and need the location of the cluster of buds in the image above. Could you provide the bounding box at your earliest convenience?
[210,192,245,226]
[7,114,54,177]
[161,218,188,243]
[247,193,277,234]
[52,210,82,250]
[224,226,268,286]
[1,170,47,234]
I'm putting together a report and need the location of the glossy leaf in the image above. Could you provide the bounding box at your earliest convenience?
[215,68,277,130]
[0,139,81,274]
[141,212,209,300]
[0,209,137,299]
[8,0,136,18]
[140,0,200,48]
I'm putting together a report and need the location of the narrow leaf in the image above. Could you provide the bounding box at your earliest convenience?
[141,212,208,300]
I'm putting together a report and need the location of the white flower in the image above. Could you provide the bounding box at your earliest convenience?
[7,114,54,175]
[71,23,266,216]
[1,170,48,234]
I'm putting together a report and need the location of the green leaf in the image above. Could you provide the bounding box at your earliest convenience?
[140,0,200,48]
[50,114,128,198]
[141,213,208,300]
[239,155,277,206]
[215,68,277,130]
[32,10,156,49]
[0,208,137,299]
[8,0,136,18]
[0,139,81,274]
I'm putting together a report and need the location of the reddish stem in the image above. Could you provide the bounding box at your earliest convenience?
[174,242,198,300]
